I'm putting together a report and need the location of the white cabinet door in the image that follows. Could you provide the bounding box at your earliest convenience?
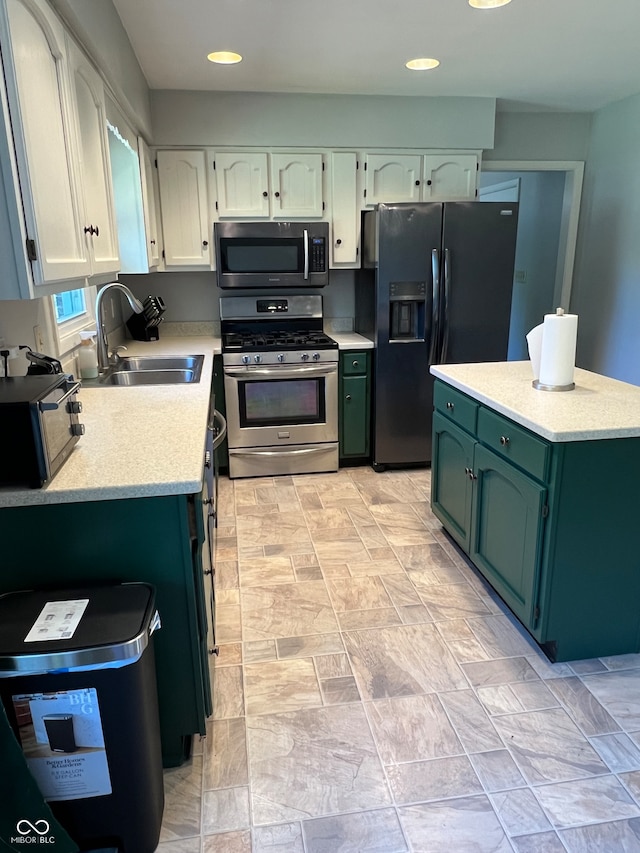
[138,137,161,267]
[270,152,323,218]
[330,152,358,266]
[423,153,479,200]
[363,154,422,207]
[157,149,212,268]
[67,38,119,276]
[2,0,89,285]
[215,151,269,218]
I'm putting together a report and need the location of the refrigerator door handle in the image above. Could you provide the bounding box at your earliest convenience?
[430,248,440,364]
[440,247,451,363]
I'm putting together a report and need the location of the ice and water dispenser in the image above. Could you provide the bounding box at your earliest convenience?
[388,281,427,341]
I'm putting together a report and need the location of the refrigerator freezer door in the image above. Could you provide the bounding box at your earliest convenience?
[439,202,519,364]
[373,203,443,467]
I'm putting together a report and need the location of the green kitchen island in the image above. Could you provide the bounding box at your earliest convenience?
[430,361,640,663]
[0,337,219,767]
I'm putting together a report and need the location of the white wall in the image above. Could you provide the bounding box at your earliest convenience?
[571,93,640,384]
[150,92,496,149]
[485,112,591,162]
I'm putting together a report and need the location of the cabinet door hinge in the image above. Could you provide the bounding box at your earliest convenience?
[364,162,368,170]
[475,189,478,198]
[476,162,479,170]
[364,188,367,198]
[212,160,216,170]
[26,238,37,261]
[541,504,549,518]
[534,605,540,621]
[356,160,359,170]
[215,200,219,210]
[322,161,325,171]
[322,201,325,211]
[162,249,165,260]
[154,158,158,169]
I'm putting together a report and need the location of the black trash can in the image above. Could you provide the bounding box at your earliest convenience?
[0,583,164,853]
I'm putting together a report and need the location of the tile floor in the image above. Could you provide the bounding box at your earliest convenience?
[155,467,640,852]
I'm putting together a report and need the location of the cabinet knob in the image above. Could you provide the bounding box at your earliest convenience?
[352,360,359,368]
[426,179,432,186]
[84,224,99,236]
[150,239,156,245]
[274,191,280,198]
[415,180,420,186]
[499,435,510,446]
[209,647,219,656]
[345,394,352,401]
[204,568,212,576]
[336,238,342,245]
[262,191,268,197]
[446,401,454,410]
[203,240,209,247]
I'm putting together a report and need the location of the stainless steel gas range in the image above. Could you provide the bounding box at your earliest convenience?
[220,295,339,479]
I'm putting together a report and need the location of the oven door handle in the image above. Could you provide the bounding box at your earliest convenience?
[303,228,309,280]
[231,446,332,458]
[38,380,81,411]
[224,364,337,379]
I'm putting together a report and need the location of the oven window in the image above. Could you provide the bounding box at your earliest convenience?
[239,378,325,426]
[221,238,301,273]
[41,404,73,466]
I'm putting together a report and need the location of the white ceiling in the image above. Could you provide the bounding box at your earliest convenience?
[112,0,640,113]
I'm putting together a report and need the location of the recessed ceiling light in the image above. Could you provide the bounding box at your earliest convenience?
[469,0,512,8]
[207,51,242,65]
[406,58,440,71]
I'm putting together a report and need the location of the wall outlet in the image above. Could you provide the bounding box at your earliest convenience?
[33,324,45,352]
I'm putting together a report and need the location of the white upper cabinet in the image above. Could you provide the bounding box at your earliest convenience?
[214,151,270,218]
[1,0,90,291]
[330,151,358,266]
[423,153,479,200]
[270,152,324,219]
[66,37,119,276]
[138,137,161,268]
[157,149,211,268]
[363,154,422,207]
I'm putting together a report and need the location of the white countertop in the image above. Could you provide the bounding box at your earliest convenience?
[328,332,374,350]
[0,337,217,508]
[431,361,640,442]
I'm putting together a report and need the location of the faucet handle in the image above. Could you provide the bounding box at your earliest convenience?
[109,345,128,364]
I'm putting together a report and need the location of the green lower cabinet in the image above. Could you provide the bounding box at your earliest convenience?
[432,378,640,662]
[339,350,371,461]
[470,444,546,629]
[0,494,212,767]
[431,412,474,551]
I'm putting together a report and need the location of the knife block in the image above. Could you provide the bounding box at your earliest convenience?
[126,312,161,341]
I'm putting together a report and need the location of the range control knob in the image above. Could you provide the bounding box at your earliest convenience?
[301,352,310,361]
[66,400,83,414]
[71,423,86,437]
[312,352,321,361]
[241,355,251,365]
[277,353,285,363]
[254,354,263,364]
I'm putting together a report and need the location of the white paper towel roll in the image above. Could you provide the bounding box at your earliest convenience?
[526,308,578,389]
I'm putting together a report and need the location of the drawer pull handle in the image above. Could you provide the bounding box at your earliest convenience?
[500,435,510,446]
[446,401,454,410]
[352,360,359,368]
[345,394,352,401]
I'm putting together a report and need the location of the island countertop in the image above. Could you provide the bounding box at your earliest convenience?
[0,336,218,509]
[431,361,640,442]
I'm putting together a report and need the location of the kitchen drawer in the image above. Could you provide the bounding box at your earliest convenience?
[341,351,368,376]
[477,406,550,482]
[433,381,478,435]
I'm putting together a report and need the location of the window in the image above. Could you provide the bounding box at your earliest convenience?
[54,289,87,323]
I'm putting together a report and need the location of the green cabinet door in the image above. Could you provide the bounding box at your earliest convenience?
[470,444,546,629]
[339,351,370,459]
[431,411,475,551]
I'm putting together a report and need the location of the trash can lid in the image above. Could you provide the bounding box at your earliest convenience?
[0,583,158,676]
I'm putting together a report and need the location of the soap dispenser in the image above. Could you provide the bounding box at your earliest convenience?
[78,330,99,379]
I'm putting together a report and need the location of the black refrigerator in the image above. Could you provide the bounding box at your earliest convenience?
[355,201,519,470]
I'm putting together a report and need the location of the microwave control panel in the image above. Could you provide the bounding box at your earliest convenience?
[310,238,326,272]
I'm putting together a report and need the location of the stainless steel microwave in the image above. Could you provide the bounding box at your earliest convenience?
[214,221,329,289]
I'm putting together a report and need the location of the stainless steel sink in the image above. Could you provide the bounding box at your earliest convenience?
[99,354,204,386]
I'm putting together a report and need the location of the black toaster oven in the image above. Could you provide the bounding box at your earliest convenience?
[0,374,85,488]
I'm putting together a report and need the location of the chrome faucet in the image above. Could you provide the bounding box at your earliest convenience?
[95,282,144,374]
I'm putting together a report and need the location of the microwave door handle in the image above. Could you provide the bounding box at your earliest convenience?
[303,229,309,280]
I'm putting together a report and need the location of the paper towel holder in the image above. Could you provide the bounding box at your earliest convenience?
[532,378,575,392]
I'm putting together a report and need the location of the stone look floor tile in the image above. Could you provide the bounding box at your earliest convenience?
[160,756,203,843]
[244,658,322,715]
[247,704,391,824]
[398,795,512,852]
[181,469,640,851]
[302,807,408,852]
